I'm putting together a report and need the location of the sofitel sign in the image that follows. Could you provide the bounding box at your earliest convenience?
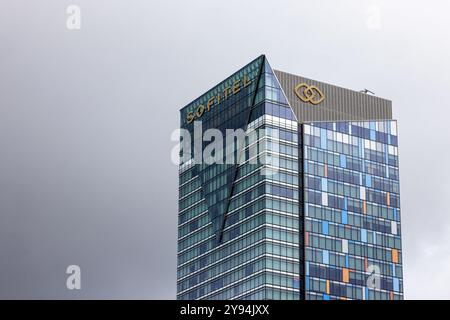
[186,75,252,124]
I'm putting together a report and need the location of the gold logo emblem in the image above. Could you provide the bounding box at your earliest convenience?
[294,83,325,105]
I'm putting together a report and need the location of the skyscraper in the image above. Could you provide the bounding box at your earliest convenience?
[177,55,403,300]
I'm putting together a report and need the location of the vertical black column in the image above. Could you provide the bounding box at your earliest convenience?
[298,122,306,300]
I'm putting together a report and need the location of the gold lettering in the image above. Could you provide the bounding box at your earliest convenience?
[243,75,251,87]
[186,112,194,124]
[185,76,250,123]
[196,104,205,118]
[232,80,241,94]
[224,87,231,100]
[207,97,215,111]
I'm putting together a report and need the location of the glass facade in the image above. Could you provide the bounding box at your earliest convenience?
[177,56,403,300]
[303,121,403,300]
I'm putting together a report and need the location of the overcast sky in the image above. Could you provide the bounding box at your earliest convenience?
[1,0,449,299]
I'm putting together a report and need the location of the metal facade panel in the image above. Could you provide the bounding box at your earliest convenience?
[274,69,392,122]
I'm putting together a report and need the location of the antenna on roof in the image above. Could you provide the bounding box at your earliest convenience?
[360,88,375,95]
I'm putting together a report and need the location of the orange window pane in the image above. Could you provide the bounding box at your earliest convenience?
[392,249,399,263]
[342,268,349,283]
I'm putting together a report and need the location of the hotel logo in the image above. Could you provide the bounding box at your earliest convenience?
[294,82,325,105]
